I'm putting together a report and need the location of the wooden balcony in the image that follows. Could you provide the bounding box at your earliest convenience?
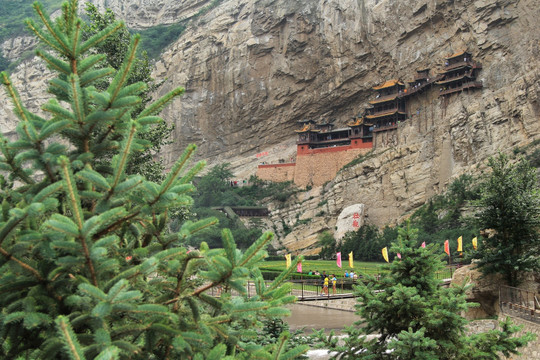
[439,81,482,96]
[372,123,398,133]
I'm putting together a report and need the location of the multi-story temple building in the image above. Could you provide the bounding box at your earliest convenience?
[366,79,407,133]
[436,51,483,97]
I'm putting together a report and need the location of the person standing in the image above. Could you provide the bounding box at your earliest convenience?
[322,275,329,296]
[331,274,337,295]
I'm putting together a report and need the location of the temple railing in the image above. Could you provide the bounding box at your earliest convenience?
[439,81,482,96]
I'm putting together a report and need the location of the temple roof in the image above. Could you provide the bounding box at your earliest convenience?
[372,79,405,90]
[295,124,320,133]
[445,50,471,60]
[347,117,364,127]
[369,94,398,104]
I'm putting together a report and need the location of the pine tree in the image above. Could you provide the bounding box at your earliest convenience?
[473,153,540,286]
[81,2,174,182]
[0,1,306,358]
[320,222,534,359]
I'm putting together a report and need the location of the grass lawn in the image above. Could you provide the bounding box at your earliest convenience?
[259,259,455,280]
[259,260,385,278]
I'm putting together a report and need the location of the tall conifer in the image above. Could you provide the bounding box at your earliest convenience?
[0,1,306,358]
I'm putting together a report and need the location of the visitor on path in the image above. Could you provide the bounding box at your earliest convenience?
[332,274,337,295]
[308,270,313,275]
[314,270,320,276]
[344,270,349,278]
[322,275,329,296]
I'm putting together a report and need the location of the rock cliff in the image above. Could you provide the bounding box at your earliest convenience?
[1,0,539,251]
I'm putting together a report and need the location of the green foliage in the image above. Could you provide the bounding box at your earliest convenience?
[318,231,336,260]
[136,23,187,60]
[473,153,540,286]
[403,174,480,260]
[81,3,174,182]
[254,318,316,359]
[0,2,306,358]
[320,222,535,359]
[339,224,396,262]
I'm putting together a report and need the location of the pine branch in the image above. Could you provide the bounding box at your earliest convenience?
[55,316,86,360]
[157,144,197,199]
[107,35,140,105]
[0,209,27,247]
[58,156,98,286]
[31,3,71,55]
[108,122,137,195]
[1,72,30,123]
[137,86,185,118]
[0,246,44,281]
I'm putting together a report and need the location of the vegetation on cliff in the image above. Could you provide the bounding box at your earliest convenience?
[0,1,306,358]
[473,153,540,287]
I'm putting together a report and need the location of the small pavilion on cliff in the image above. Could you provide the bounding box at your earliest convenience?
[365,79,407,132]
[404,68,437,96]
[436,51,483,97]
[295,119,364,149]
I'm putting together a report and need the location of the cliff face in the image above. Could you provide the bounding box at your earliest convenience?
[88,0,213,29]
[152,0,539,237]
[1,0,539,250]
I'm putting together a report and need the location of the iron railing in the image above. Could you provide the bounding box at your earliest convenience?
[500,285,540,323]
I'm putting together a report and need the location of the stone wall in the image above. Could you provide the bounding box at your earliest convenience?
[256,162,295,183]
[294,145,372,187]
[256,142,372,187]
[468,318,540,360]
[295,298,357,313]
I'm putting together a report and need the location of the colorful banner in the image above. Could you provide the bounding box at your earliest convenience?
[382,247,389,263]
[397,253,402,259]
[297,261,302,273]
[444,240,450,256]
[349,252,354,268]
[457,236,463,252]
[472,237,478,250]
[336,252,342,268]
[285,254,291,268]
[421,241,426,248]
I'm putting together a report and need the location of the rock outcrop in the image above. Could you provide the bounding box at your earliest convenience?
[1,0,539,251]
[88,0,213,29]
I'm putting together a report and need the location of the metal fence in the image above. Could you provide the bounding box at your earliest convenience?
[207,268,455,300]
[500,285,540,323]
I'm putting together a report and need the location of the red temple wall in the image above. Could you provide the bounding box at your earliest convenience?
[256,140,373,187]
[256,162,296,183]
[294,145,371,187]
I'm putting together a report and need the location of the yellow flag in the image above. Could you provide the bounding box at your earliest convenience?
[457,236,463,252]
[349,252,354,268]
[472,237,477,250]
[382,247,389,263]
[285,254,291,268]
